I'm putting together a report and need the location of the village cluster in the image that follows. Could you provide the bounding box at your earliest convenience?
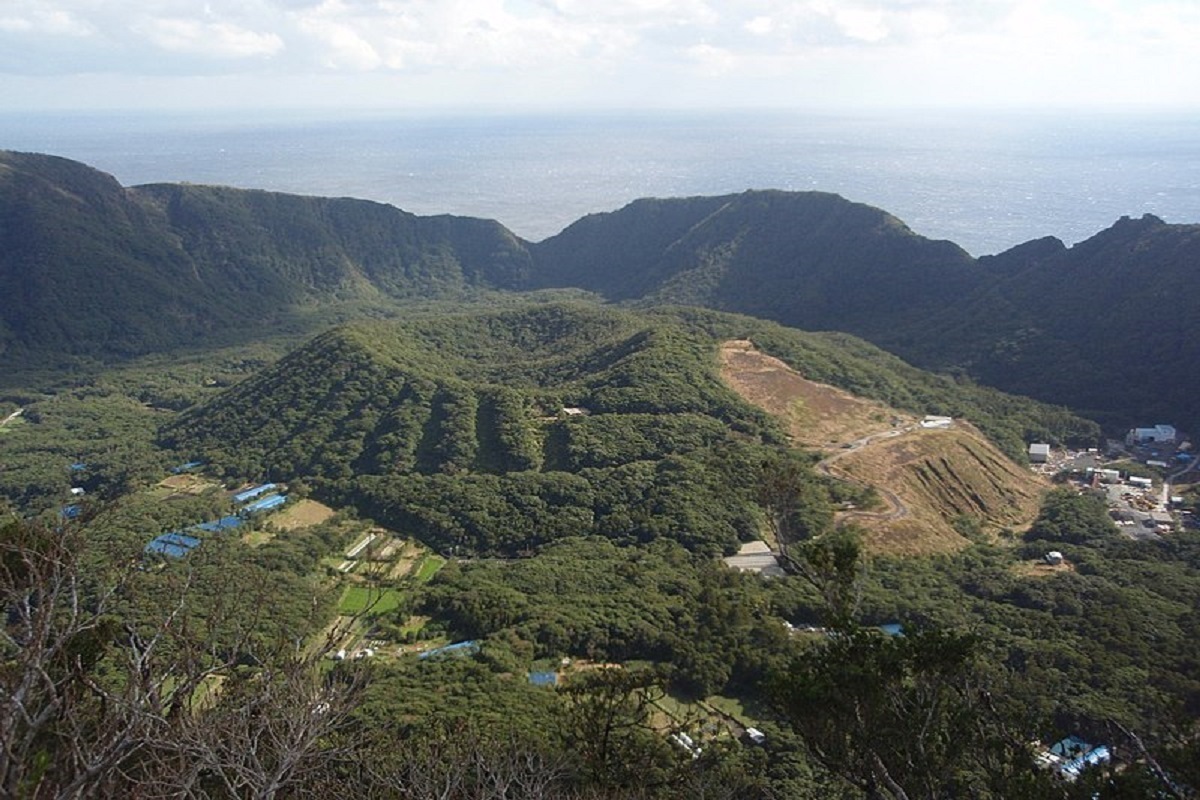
[1029,423,1194,543]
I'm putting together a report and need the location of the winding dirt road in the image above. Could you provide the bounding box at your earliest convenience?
[815,426,913,523]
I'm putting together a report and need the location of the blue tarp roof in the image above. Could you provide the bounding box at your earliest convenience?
[145,532,202,558]
[529,671,558,686]
[1050,736,1092,757]
[878,623,905,637]
[159,532,201,548]
[419,641,480,660]
[1060,745,1110,779]
[241,493,286,514]
[145,541,192,558]
[60,505,81,519]
[69,462,87,471]
[233,483,277,504]
[194,516,242,533]
[170,460,204,474]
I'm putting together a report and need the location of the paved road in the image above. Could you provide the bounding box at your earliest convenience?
[1163,455,1198,507]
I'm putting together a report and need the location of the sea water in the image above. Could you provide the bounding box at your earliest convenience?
[2,109,1197,257]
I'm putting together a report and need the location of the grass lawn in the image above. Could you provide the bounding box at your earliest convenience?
[339,585,404,616]
[413,554,447,583]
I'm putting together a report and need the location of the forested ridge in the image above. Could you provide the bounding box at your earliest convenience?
[5,149,1200,428]
[160,303,1094,558]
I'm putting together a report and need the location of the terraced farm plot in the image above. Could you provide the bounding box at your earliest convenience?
[156,473,219,496]
[412,554,447,583]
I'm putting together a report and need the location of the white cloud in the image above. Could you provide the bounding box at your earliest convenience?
[0,6,91,36]
[685,41,735,74]
[831,7,889,42]
[0,0,1196,109]
[137,17,285,58]
[744,15,773,36]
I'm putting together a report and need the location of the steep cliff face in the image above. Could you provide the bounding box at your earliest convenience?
[902,215,1200,427]
[0,150,532,359]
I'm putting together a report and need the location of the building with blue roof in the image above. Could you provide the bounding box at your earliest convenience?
[233,483,277,504]
[145,532,202,558]
[194,516,242,533]
[1039,736,1110,782]
[241,493,286,514]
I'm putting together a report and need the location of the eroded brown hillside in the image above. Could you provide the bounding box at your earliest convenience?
[718,340,1048,555]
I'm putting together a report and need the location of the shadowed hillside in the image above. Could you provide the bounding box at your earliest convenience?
[892,214,1200,429]
[0,150,531,360]
[5,150,1199,430]
[530,190,981,341]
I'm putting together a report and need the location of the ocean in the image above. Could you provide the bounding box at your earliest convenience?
[2,109,1198,257]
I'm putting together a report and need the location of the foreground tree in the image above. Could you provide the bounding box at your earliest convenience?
[770,626,1063,800]
[0,517,360,798]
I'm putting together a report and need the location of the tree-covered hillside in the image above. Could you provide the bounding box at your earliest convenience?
[162,302,1095,556]
[6,150,1199,430]
[890,214,1200,430]
[529,191,981,343]
[0,150,530,360]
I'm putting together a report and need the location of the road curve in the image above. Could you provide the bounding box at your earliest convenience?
[815,426,913,523]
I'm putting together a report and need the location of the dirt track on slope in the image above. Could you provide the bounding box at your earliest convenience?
[718,340,1047,556]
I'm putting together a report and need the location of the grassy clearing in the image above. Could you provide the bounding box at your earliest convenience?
[271,499,336,531]
[704,694,765,728]
[413,554,447,583]
[242,528,274,547]
[339,585,404,616]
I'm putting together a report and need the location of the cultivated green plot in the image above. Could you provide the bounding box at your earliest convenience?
[339,585,405,616]
[412,554,447,583]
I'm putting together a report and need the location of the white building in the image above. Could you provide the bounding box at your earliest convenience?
[1127,424,1177,445]
[1028,443,1051,463]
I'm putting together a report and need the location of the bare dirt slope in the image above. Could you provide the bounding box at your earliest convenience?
[830,425,1047,555]
[719,339,915,447]
[718,340,1048,555]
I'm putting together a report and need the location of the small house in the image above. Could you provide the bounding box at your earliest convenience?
[1091,468,1121,483]
[1044,551,1064,566]
[1028,443,1051,463]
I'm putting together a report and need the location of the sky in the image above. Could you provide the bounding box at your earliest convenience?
[1,0,1197,111]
